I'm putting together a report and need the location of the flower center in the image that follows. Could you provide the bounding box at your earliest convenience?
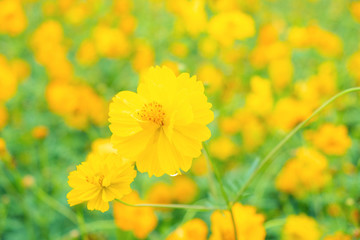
[86,174,105,187]
[138,101,165,126]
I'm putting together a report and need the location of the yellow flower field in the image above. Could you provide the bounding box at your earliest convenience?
[1,0,360,239]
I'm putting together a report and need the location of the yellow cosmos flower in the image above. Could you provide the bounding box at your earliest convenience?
[282,214,321,240]
[67,153,136,212]
[167,218,208,240]
[276,147,329,196]
[210,203,266,240]
[209,137,238,161]
[208,11,255,47]
[109,66,214,177]
[305,123,351,156]
[0,0,27,36]
[114,191,158,239]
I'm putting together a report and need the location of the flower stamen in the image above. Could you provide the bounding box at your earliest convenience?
[138,101,165,126]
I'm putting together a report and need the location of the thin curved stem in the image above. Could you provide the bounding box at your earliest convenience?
[115,199,225,211]
[203,144,238,240]
[36,188,78,224]
[233,87,360,203]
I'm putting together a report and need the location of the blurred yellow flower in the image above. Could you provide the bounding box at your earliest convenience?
[119,14,137,35]
[197,63,223,93]
[93,24,130,58]
[350,2,360,23]
[270,97,313,132]
[208,11,255,46]
[10,59,30,82]
[305,123,351,156]
[324,232,351,240]
[199,37,218,59]
[268,58,293,90]
[0,138,7,156]
[0,0,27,36]
[219,116,241,135]
[114,191,158,239]
[245,76,273,117]
[0,55,18,102]
[282,214,321,240]
[276,147,329,196]
[161,60,180,76]
[147,182,173,206]
[250,41,290,69]
[0,104,8,130]
[287,26,311,48]
[176,0,207,37]
[132,41,155,73]
[109,66,213,177]
[295,62,337,108]
[172,175,198,204]
[209,136,237,161]
[89,138,117,157]
[67,153,136,212]
[170,42,189,58]
[210,203,266,240]
[167,218,208,240]
[46,81,108,129]
[191,154,208,176]
[32,126,49,139]
[76,39,98,66]
[347,49,360,82]
[288,25,343,58]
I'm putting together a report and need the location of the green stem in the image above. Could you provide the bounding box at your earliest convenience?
[203,144,238,240]
[115,199,224,211]
[233,87,360,203]
[76,209,88,240]
[36,188,78,224]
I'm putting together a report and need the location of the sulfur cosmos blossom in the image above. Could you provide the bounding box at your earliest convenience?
[67,152,136,212]
[109,66,214,177]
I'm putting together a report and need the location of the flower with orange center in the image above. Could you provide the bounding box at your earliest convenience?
[67,152,136,212]
[109,66,214,177]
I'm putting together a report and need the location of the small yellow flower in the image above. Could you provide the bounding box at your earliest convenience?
[93,24,130,58]
[147,182,173,206]
[191,154,208,176]
[305,123,351,156]
[268,58,293,90]
[172,175,198,204]
[67,153,136,212]
[76,39,98,66]
[32,126,49,139]
[282,214,321,240]
[197,63,223,93]
[270,97,313,132]
[10,59,30,82]
[276,147,329,196]
[209,137,237,161]
[132,41,155,73]
[208,11,255,46]
[0,104,8,130]
[350,2,360,23]
[167,218,208,240]
[0,0,27,36]
[109,66,214,177]
[114,191,158,239]
[210,203,266,240]
[245,76,273,117]
[0,55,18,102]
[324,232,351,240]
